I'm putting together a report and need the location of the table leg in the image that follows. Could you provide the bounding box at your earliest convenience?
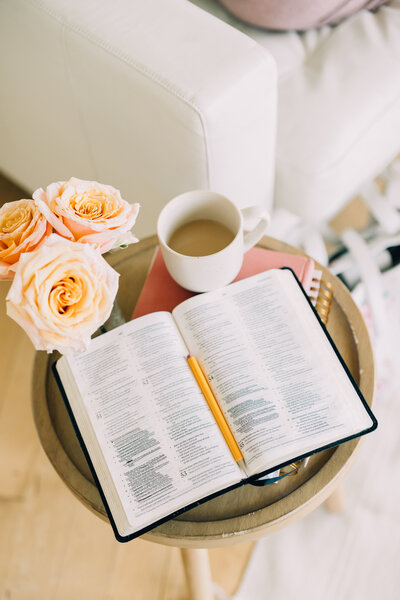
[324,482,346,513]
[180,548,214,600]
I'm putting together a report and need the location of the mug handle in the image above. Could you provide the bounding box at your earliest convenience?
[241,206,270,252]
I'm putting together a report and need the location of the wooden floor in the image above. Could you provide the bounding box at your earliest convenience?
[0,174,253,600]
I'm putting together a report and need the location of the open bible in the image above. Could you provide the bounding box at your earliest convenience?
[55,269,377,542]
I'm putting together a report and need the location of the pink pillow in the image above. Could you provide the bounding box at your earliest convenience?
[218,0,388,30]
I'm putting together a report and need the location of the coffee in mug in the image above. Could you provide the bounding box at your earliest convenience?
[167,219,236,257]
[157,190,270,292]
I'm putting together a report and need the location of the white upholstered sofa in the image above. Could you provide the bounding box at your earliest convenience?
[1,0,400,238]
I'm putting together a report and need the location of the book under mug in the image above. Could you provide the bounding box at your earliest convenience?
[132,246,332,323]
[55,268,377,542]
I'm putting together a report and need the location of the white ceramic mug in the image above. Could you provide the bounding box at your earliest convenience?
[157,190,270,292]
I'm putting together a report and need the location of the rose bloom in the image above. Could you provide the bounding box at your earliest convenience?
[0,199,52,280]
[33,177,140,253]
[6,234,119,354]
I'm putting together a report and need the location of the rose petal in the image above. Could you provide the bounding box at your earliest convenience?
[77,230,138,254]
[0,261,17,281]
[34,197,74,240]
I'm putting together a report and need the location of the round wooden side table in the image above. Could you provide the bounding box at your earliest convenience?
[32,235,374,600]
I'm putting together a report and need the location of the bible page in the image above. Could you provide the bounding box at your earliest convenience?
[172,269,374,476]
[58,312,241,537]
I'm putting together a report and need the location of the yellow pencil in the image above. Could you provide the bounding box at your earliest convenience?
[186,354,245,467]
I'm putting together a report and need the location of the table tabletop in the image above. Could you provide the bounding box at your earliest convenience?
[32,235,374,548]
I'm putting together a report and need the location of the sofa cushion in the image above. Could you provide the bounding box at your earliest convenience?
[275,2,400,220]
[191,0,400,221]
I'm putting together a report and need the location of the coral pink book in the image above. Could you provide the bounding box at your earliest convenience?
[132,246,321,320]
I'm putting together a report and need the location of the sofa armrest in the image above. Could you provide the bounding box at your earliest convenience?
[0,0,277,236]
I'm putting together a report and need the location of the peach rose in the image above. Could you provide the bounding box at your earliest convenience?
[33,177,140,253]
[0,199,52,280]
[6,234,119,354]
